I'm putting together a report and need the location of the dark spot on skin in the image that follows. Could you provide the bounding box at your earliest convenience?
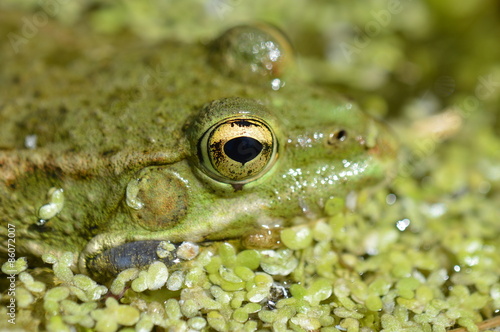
[232,183,244,191]
[11,75,20,84]
[58,105,69,115]
[102,149,118,156]
[209,140,226,165]
[28,223,52,233]
[231,120,256,128]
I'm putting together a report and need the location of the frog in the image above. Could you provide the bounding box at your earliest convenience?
[0,16,397,280]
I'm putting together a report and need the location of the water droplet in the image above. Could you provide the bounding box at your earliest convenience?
[271,78,282,91]
[386,193,397,205]
[396,218,410,231]
[24,134,37,149]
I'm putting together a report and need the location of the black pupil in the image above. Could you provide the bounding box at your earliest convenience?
[224,136,263,164]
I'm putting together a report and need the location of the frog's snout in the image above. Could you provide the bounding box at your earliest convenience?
[367,121,399,179]
[369,127,398,158]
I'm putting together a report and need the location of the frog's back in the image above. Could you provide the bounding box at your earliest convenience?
[0,15,236,154]
[0,13,355,155]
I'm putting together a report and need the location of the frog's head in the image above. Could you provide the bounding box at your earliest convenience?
[81,95,397,278]
[186,96,398,213]
[78,25,398,279]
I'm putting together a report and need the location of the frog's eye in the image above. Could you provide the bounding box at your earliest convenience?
[198,117,277,184]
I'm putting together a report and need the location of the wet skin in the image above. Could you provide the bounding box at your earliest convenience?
[0,20,397,279]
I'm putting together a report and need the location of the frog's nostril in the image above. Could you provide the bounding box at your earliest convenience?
[126,167,188,230]
[327,129,348,146]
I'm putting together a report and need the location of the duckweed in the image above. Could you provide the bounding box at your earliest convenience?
[91,298,140,332]
[144,261,169,290]
[176,241,200,261]
[110,268,139,295]
[260,249,299,275]
[281,225,313,250]
[131,271,149,292]
[207,311,227,331]
[166,270,185,291]
[219,242,237,267]
[15,287,33,308]
[324,197,346,216]
[234,265,255,281]
[236,250,261,270]
[365,294,384,312]
[188,316,207,329]
[1,257,27,275]
[19,271,46,293]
